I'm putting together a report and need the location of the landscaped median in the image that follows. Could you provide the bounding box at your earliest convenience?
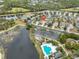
[29,32,44,59]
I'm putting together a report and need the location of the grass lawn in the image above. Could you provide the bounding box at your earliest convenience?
[61,7,79,12]
[7,7,30,13]
[0,19,7,23]
[0,7,31,15]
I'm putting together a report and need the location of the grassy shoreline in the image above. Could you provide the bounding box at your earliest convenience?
[29,31,44,59]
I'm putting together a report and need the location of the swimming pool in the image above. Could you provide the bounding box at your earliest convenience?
[41,43,52,56]
[41,43,57,57]
[43,46,52,55]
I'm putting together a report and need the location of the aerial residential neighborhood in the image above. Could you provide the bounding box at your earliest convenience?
[0,0,79,59]
[31,11,79,34]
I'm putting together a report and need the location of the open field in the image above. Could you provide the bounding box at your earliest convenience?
[7,8,30,13]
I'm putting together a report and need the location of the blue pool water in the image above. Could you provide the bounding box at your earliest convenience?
[43,46,52,55]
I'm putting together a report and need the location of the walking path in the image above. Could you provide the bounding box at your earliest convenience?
[0,25,19,34]
[0,21,26,34]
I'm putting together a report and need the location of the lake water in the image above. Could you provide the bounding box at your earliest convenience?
[6,27,39,59]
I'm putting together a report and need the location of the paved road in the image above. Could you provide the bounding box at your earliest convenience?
[6,27,39,59]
